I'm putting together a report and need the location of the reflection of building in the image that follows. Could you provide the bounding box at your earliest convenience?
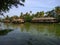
[4,20,10,23]
[32,17,57,23]
[12,19,24,23]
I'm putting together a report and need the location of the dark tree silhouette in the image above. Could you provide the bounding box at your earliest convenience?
[0,0,25,15]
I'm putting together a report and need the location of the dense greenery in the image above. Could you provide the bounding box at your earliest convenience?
[46,6,60,22]
[23,12,33,22]
[55,6,60,22]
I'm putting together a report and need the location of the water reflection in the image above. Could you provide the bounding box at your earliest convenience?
[0,29,13,36]
[0,23,60,45]
[3,23,60,37]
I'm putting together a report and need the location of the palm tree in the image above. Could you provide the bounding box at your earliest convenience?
[55,6,60,15]
[39,11,44,17]
[55,6,60,22]
[30,11,32,15]
[5,15,10,20]
[20,12,24,19]
[35,12,40,17]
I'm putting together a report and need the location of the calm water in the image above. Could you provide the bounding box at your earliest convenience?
[0,23,60,45]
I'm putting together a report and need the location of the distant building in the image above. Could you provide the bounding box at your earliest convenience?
[3,20,10,23]
[12,19,24,23]
[32,17,57,23]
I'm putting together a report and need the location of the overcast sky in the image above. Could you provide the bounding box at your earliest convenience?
[4,0,60,16]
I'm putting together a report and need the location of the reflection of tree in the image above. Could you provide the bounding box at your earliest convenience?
[24,23,31,32]
[0,29,13,36]
[54,24,60,37]
[4,23,11,29]
[3,23,60,37]
[20,23,31,32]
[20,24,24,32]
[5,23,10,29]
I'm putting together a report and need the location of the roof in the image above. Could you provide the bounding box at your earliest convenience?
[13,19,24,21]
[4,20,10,21]
[32,17,56,20]
[12,19,24,22]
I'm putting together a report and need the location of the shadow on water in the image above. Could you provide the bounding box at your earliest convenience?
[0,23,60,45]
[0,29,13,36]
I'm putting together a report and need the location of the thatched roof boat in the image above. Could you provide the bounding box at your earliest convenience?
[32,17,57,23]
[3,20,10,23]
[12,19,24,24]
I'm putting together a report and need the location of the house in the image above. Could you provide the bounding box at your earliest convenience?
[12,19,24,24]
[31,17,57,23]
[3,20,10,23]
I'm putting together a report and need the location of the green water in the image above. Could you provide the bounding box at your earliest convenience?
[0,23,60,45]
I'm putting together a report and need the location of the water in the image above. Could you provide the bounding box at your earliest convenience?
[0,23,60,45]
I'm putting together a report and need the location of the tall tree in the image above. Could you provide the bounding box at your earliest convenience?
[46,10,55,17]
[39,11,44,17]
[55,6,60,22]
[30,11,32,13]
[5,15,10,20]
[35,12,40,17]
[55,6,60,15]
[35,11,44,17]
[30,11,32,15]
[20,12,24,19]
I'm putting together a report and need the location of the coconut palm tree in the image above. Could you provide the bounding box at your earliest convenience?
[55,6,60,22]
[30,11,32,15]
[55,6,60,15]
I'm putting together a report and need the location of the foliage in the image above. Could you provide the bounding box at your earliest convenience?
[39,11,44,17]
[2,6,60,22]
[55,6,60,22]
[20,12,24,19]
[46,6,60,22]
[35,11,44,17]
[55,6,60,15]
[46,10,55,17]
[5,15,10,20]
[23,12,33,22]
[0,0,25,15]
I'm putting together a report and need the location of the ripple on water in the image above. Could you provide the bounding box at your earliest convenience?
[0,32,60,45]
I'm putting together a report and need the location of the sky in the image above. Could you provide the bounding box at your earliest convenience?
[4,0,60,17]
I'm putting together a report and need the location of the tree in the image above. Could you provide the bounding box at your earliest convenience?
[0,0,25,15]
[35,12,40,17]
[35,11,44,17]
[55,6,60,15]
[46,11,52,17]
[20,12,24,19]
[23,12,33,22]
[5,15,10,20]
[46,10,55,17]
[30,11,32,15]
[55,6,60,22]
[39,11,44,17]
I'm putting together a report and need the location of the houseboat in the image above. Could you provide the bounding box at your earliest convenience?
[3,20,10,23]
[32,17,57,23]
[12,19,24,24]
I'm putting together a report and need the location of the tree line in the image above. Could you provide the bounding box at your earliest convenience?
[2,6,60,22]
